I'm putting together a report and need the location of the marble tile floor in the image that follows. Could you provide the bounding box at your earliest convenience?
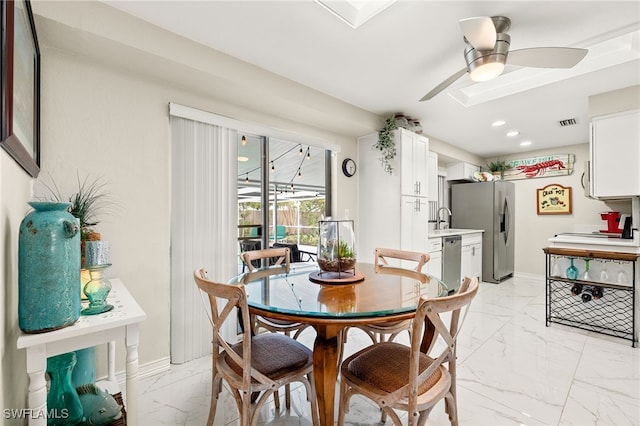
[137,275,639,425]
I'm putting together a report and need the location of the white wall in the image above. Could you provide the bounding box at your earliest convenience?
[1,153,33,415]
[0,1,381,397]
[490,143,631,278]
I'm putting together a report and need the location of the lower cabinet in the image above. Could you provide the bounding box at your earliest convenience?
[461,233,482,280]
[426,237,442,280]
[543,247,638,347]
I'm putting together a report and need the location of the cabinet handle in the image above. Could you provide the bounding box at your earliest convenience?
[471,246,476,256]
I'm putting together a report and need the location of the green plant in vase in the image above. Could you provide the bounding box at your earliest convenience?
[485,158,512,179]
[318,239,356,273]
[41,174,115,239]
[39,173,117,286]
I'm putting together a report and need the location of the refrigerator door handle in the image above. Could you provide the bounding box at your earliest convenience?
[503,196,511,244]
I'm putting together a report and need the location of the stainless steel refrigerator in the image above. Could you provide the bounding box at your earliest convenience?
[451,181,515,283]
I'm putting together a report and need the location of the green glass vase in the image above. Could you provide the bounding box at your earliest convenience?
[46,352,84,425]
[82,265,114,315]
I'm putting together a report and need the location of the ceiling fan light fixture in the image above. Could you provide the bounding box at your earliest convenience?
[470,62,505,82]
[465,32,510,82]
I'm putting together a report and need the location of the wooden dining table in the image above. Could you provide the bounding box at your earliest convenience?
[230,262,449,425]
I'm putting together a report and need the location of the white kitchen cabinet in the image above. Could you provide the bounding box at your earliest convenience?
[446,162,479,181]
[590,109,640,198]
[400,129,429,197]
[357,130,429,260]
[461,232,482,281]
[400,196,429,252]
[428,151,439,203]
[426,237,442,280]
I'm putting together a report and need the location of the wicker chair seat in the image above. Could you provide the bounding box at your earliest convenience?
[227,333,312,379]
[343,341,444,395]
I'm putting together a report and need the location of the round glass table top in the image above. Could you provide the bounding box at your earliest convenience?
[229,262,449,319]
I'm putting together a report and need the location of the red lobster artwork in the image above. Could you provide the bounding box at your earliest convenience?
[517,159,566,178]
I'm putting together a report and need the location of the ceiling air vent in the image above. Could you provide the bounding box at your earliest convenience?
[558,118,577,127]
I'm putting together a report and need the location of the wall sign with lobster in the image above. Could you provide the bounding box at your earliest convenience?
[503,154,574,180]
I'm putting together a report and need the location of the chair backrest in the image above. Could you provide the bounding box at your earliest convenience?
[193,269,275,389]
[276,225,286,240]
[398,276,479,412]
[241,247,291,272]
[374,247,430,278]
[272,242,301,263]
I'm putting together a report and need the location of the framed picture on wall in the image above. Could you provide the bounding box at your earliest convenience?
[1,0,41,177]
[537,184,572,215]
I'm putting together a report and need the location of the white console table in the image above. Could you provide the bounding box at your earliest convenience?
[17,279,146,426]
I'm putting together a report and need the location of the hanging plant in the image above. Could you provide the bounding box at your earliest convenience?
[373,116,397,174]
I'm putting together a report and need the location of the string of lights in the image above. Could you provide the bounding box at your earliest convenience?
[238,139,312,188]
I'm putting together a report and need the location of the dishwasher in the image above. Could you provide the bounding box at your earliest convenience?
[442,235,462,294]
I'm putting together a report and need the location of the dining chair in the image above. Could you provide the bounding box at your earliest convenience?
[239,247,311,409]
[338,276,479,426]
[344,248,430,350]
[194,269,319,426]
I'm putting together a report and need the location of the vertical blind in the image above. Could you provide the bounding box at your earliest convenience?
[170,115,238,363]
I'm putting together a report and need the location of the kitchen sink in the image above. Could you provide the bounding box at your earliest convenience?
[429,228,483,237]
[431,228,466,234]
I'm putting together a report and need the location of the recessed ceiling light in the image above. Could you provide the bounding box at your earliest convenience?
[506,130,520,137]
[520,141,532,147]
[238,156,249,162]
[491,120,506,127]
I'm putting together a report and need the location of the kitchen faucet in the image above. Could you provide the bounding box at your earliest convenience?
[436,207,452,230]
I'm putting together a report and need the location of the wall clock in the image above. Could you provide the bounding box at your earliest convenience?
[342,158,357,177]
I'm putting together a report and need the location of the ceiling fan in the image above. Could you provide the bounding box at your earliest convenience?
[420,16,588,101]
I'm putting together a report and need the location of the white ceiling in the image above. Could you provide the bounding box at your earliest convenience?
[103,0,640,158]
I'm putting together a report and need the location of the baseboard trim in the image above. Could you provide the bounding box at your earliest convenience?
[513,271,544,281]
[99,356,171,388]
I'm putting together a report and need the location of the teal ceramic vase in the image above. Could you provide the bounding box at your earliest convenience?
[71,347,96,388]
[46,352,84,425]
[19,202,81,333]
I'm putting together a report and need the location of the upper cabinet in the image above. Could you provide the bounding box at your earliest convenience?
[357,129,429,259]
[446,162,479,181]
[399,129,429,197]
[590,109,640,198]
[428,151,439,203]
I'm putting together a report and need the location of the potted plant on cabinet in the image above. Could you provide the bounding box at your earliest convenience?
[486,159,512,180]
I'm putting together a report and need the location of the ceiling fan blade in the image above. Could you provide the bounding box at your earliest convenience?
[420,68,467,102]
[459,17,496,50]
[508,47,588,68]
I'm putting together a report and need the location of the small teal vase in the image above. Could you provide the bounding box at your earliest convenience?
[46,352,84,425]
[19,202,81,333]
[566,258,579,280]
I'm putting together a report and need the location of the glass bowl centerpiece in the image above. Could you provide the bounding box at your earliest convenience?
[317,220,356,274]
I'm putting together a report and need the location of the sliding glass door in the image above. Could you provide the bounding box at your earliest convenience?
[237,134,329,269]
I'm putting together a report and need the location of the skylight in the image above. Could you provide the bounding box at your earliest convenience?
[315,0,397,28]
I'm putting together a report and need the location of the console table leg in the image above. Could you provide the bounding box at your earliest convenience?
[25,345,47,426]
[107,341,116,382]
[125,324,140,425]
